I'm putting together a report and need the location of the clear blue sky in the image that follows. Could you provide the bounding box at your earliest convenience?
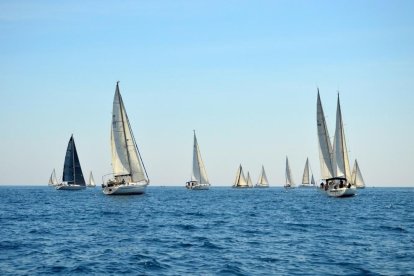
[1,0,413,186]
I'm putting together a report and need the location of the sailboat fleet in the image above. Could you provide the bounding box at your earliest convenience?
[48,84,365,197]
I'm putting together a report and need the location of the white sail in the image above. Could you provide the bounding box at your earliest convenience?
[285,157,295,186]
[302,158,310,184]
[351,159,365,188]
[111,82,148,184]
[191,131,209,184]
[257,165,269,186]
[311,174,315,185]
[246,172,253,187]
[317,90,335,179]
[48,169,58,186]
[89,171,95,186]
[234,164,247,187]
[332,94,351,180]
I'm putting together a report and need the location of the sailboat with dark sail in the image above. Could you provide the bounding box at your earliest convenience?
[56,135,86,190]
[102,82,149,195]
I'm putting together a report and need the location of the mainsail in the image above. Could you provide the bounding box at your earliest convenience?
[302,158,310,184]
[234,164,247,187]
[317,90,335,179]
[62,135,85,185]
[89,171,95,186]
[111,82,149,184]
[191,131,209,184]
[48,169,58,185]
[351,159,365,188]
[246,172,253,187]
[332,94,351,179]
[285,157,294,186]
[257,165,269,186]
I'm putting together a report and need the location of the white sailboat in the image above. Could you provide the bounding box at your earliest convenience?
[246,172,253,188]
[284,157,295,188]
[255,165,269,188]
[87,171,96,187]
[102,82,149,195]
[56,135,87,190]
[186,130,210,190]
[351,159,365,189]
[299,158,314,188]
[48,169,58,186]
[317,91,356,197]
[233,164,249,188]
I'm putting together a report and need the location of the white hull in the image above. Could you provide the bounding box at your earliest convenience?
[103,182,148,195]
[255,185,269,188]
[56,184,86,190]
[326,186,356,197]
[188,184,210,190]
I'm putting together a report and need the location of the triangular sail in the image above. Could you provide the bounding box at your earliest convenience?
[234,164,247,187]
[311,174,315,185]
[352,159,365,188]
[246,172,253,187]
[191,131,209,184]
[317,90,335,179]
[48,169,58,185]
[285,157,294,186]
[111,82,148,183]
[89,171,95,186]
[62,135,85,185]
[257,165,269,185]
[302,158,310,184]
[332,94,351,179]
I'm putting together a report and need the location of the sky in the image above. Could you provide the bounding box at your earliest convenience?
[1,0,413,186]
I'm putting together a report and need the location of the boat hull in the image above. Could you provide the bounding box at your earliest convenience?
[255,185,269,188]
[103,182,148,195]
[56,184,86,190]
[326,186,356,197]
[233,185,251,189]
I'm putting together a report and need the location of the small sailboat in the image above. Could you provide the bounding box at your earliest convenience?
[102,82,149,195]
[284,157,295,188]
[87,171,96,187]
[48,169,58,186]
[56,135,86,190]
[233,164,249,188]
[246,172,253,188]
[317,91,356,197]
[255,165,269,188]
[351,159,365,189]
[186,130,210,190]
[299,158,314,188]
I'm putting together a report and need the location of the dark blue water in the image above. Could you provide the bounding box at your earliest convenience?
[0,186,413,275]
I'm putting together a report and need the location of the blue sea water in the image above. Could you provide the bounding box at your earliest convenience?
[0,186,413,275]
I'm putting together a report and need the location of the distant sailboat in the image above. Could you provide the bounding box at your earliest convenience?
[56,135,86,190]
[246,172,253,187]
[233,164,249,188]
[255,165,269,188]
[87,171,96,187]
[102,82,149,195]
[351,159,365,189]
[186,130,210,190]
[284,157,295,188]
[317,91,356,197]
[48,169,58,186]
[299,158,314,188]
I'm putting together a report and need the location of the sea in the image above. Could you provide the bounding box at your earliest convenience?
[0,186,413,275]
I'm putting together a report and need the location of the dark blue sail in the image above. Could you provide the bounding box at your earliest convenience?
[62,135,86,185]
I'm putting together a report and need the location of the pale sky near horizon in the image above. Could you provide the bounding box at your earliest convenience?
[1,1,413,187]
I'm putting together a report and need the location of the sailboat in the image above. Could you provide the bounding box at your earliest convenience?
[255,165,269,188]
[48,169,58,186]
[317,91,355,197]
[233,164,249,188]
[87,171,96,187]
[299,158,315,188]
[284,157,295,188]
[102,82,150,195]
[246,172,253,187]
[186,130,210,190]
[55,135,86,190]
[351,159,365,189]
